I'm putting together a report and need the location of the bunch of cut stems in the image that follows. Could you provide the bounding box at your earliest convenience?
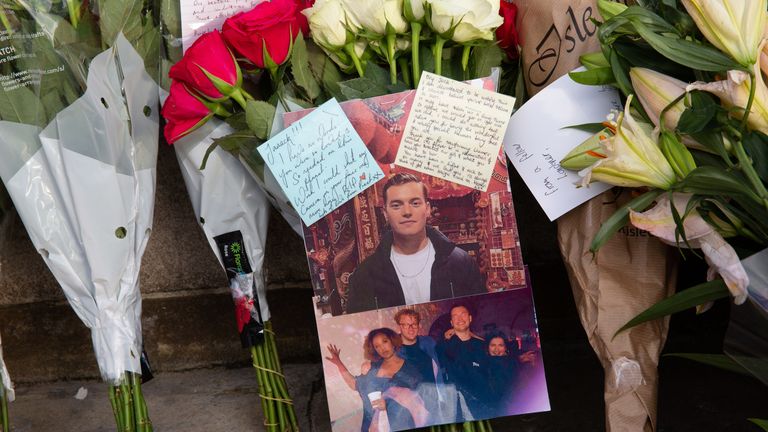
[250,320,298,432]
[108,372,152,432]
[0,386,8,432]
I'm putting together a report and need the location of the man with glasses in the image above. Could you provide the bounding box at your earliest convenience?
[394,308,440,424]
[347,173,484,314]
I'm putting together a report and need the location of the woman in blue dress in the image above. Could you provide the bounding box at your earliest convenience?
[326,327,429,431]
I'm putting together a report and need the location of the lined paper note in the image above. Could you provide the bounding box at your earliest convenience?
[257,99,385,226]
[395,72,515,191]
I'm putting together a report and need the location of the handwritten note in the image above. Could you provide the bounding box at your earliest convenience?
[504,69,621,221]
[180,0,263,51]
[395,72,515,191]
[257,99,385,226]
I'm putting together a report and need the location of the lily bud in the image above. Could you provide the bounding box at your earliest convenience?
[597,0,628,21]
[629,67,687,130]
[579,96,677,189]
[681,0,767,67]
[560,127,611,171]
[658,130,697,179]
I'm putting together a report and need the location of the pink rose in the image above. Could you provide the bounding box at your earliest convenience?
[169,30,241,101]
[496,0,519,60]
[161,81,214,144]
[222,0,301,69]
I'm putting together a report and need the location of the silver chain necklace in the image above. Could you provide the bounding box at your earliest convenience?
[391,241,432,278]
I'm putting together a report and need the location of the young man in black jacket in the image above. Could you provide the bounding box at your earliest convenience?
[346,173,485,314]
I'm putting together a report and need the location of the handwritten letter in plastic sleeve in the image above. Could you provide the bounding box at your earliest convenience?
[180,0,263,51]
[395,72,515,191]
[257,99,385,226]
[504,70,620,221]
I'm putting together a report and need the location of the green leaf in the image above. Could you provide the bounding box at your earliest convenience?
[469,43,502,79]
[748,419,768,432]
[677,91,717,134]
[97,0,144,46]
[0,84,43,125]
[664,353,753,376]
[225,112,249,131]
[634,21,742,72]
[322,64,345,101]
[613,279,730,337]
[291,35,321,101]
[569,67,615,86]
[364,63,392,88]
[338,77,388,100]
[742,132,768,183]
[608,48,633,98]
[245,100,276,140]
[590,189,664,253]
[200,132,260,170]
[562,123,608,134]
[674,166,762,203]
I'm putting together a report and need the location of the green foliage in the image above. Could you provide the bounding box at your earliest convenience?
[290,35,321,102]
[245,100,275,140]
[613,279,730,337]
[590,190,664,253]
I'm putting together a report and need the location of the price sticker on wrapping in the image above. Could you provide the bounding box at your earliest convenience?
[395,71,516,191]
[257,98,385,226]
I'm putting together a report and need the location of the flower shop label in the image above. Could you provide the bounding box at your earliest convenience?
[504,70,618,221]
[257,98,384,226]
[180,0,263,51]
[395,72,515,191]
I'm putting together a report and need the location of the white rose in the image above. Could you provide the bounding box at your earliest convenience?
[404,0,426,23]
[342,0,409,36]
[304,0,357,49]
[426,0,503,43]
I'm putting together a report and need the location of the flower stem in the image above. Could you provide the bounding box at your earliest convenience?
[411,22,422,87]
[344,43,365,77]
[1,387,9,432]
[740,72,757,134]
[461,44,472,78]
[230,89,248,110]
[250,347,271,429]
[65,0,79,28]
[386,31,398,85]
[399,57,411,87]
[433,35,446,76]
[733,139,768,210]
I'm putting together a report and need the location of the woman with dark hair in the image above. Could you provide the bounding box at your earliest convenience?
[484,331,520,416]
[325,327,428,431]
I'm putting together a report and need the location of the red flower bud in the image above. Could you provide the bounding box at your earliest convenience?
[161,81,214,144]
[169,30,241,101]
[222,0,302,69]
[496,0,519,60]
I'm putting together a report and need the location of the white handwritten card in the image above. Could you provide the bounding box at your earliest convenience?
[395,72,515,191]
[180,0,263,51]
[504,69,620,221]
[257,99,385,226]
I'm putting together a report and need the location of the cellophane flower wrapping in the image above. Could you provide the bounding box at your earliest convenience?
[0,2,159,384]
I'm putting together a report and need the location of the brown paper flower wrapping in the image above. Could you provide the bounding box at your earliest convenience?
[557,192,677,431]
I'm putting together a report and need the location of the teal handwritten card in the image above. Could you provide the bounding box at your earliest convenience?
[257,98,385,226]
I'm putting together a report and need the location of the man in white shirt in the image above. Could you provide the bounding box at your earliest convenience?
[347,173,484,313]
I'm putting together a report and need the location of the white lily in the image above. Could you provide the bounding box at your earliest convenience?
[629,193,749,304]
[579,96,677,189]
[681,0,767,67]
[688,58,768,135]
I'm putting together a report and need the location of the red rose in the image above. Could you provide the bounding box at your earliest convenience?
[496,0,519,60]
[161,81,214,144]
[295,0,314,36]
[169,30,241,101]
[222,0,301,69]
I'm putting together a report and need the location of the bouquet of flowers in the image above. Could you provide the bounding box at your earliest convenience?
[161,0,521,430]
[0,2,160,431]
[560,0,768,426]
